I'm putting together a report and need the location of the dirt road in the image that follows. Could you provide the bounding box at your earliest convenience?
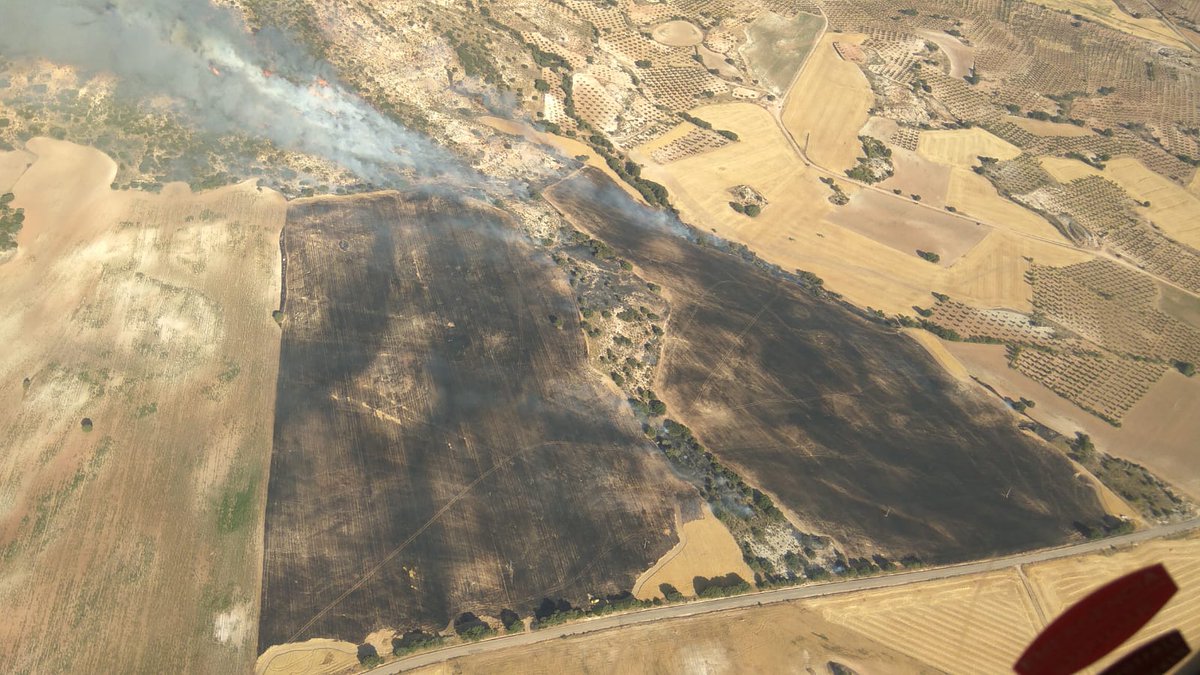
[366,518,1200,673]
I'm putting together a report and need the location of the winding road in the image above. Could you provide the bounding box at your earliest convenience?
[362,518,1200,673]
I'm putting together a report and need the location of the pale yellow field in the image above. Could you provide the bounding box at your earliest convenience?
[635,120,694,158]
[781,33,874,172]
[946,167,1068,240]
[1040,156,1200,247]
[811,570,1043,674]
[257,638,359,675]
[1024,0,1189,49]
[1039,155,1102,183]
[904,328,970,380]
[1006,115,1096,137]
[918,128,1022,167]
[942,230,1092,312]
[1105,158,1200,247]
[411,601,934,675]
[633,505,755,600]
[1026,533,1200,671]
[1189,170,1200,196]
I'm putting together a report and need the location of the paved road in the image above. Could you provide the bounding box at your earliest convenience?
[363,518,1199,673]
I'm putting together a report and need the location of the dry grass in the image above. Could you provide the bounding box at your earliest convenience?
[633,505,754,600]
[1039,156,1103,183]
[1022,0,1190,48]
[811,570,1043,674]
[918,128,1022,168]
[781,33,874,172]
[0,139,284,672]
[1026,532,1200,670]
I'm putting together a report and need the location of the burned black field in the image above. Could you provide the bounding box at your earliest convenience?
[547,170,1107,565]
[258,192,692,651]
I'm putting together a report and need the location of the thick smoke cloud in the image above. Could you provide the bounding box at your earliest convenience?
[0,0,488,189]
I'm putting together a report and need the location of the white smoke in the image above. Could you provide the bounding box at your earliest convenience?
[0,0,493,191]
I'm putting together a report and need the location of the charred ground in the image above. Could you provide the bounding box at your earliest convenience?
[258,192,692,651]
[547,169,1108,565]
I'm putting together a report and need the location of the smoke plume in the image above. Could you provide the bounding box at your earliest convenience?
[0,0,490,190]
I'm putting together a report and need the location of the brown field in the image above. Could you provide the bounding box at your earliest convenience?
[632,504,755,601]
[0,139,284,672]
[781,33,874,172]
[635,102,941,315]
[879,146,953,207]
[918,128,1022,167]
[1026,532,1200,671]
[635,105,1090,317]
[411,600,935,675]
[945,342,1200,499]
[824,188,990,266]
[1159,281,1200,328]
[1006,115,1097,137]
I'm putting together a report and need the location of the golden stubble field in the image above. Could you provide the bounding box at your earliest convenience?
[395,532,1200,675]
[0,139,284,672]
[781,33,873,173]
[635,102,1092,315]
[632,504,754,601]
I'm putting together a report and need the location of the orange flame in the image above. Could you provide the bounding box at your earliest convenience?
[315,77,329,88]
[210,66,221,77]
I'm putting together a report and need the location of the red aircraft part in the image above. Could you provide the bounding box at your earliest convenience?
[1015,563,1178,675]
